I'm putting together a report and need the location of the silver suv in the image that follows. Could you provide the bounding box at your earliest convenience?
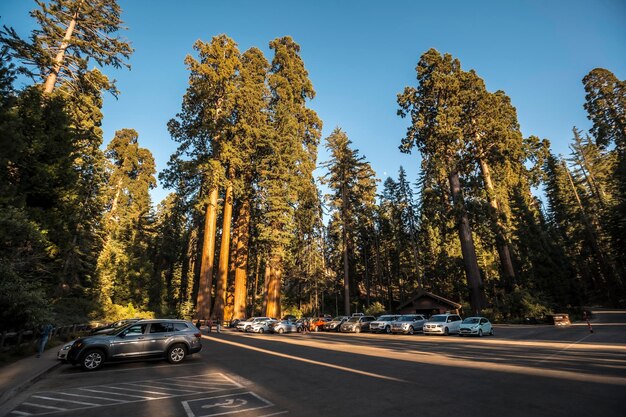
[66,319,202,371]
[390,314,427,334]
[370,315,400,334]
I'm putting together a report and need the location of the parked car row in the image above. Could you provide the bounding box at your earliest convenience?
[230,313,495,338]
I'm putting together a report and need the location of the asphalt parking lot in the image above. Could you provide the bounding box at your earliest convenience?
[3,310,625,417]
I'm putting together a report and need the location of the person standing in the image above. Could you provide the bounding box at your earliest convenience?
[207,317,213,333]
[37,323,54,358]
[216,315,221,333]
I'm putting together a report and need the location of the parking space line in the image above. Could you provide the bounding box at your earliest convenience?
[124,383,200,393]
[109,385,172,396]
[21,403,67,411]
[53,392,126,403]
[8,410,32,416]
[10,373,246,416]
[31,395,98,406]
[77,387,158,399]
[179,380,241,387]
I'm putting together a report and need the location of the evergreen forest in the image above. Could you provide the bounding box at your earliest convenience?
[1,1,624,331]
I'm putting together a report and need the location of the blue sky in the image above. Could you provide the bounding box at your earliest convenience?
[2,0,625,205]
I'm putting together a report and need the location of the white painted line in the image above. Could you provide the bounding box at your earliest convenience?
[536,333,594,364]
[147,380,215,389]
[103,385,171,396]
[32,395,98,406]
[8,411,32,416]
[207,336,408,383]
[77,387,157,399]
[21,402,67,411]
[53,391,126,403]
[167,380,231,388]
[219,374,245,389]
[124,383,200,393]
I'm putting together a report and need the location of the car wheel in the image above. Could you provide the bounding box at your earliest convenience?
[444,327,449,336]
[355,326,361,334]
[277,328,284,334]
[408,326,414,335]
[81,349,105,371]
[489,328,494,336]
[385,326,391,334]
[167,343,187,364]
[259,328,264,334]
[478,329,483,337]
[245,326,251,332]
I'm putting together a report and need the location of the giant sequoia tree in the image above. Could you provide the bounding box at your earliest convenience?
[398,49,486,314]
[258,36,321,318]
[167,35,241,320]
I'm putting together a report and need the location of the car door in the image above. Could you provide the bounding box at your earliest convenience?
[146,322,172,355]
[480,318,490,334]
[448,315,461,333]
[109,323,149,358]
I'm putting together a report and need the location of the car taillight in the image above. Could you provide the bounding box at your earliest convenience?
[194,332,201,338]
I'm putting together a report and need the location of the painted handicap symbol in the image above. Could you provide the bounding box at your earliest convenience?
[202,398,248,409]
[182,391,275,416]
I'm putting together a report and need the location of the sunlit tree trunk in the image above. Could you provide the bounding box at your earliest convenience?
[213,179,234,319]
[43,8,80,93]
[232,198,251,320]
[479,158,516,288]
[196,186,218,319]
[449,170,485,314]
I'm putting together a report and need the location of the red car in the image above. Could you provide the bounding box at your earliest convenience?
[310,317,331,332]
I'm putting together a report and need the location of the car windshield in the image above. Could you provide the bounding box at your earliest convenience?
[347,317,360,323]
[332,317,345,321]
[398,316,415,322]
[429,316,447,322]
[463,318,480,324]
[377,316,395,321]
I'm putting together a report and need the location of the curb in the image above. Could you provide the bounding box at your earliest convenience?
[0,360,63,408]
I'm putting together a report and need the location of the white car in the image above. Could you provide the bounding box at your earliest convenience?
[458,317,493,337]
[390,314,427,335]
[423,313,462,335]
[248,319,277,333]
[236,317,270,332]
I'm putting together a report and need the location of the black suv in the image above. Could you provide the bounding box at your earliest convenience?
[66,319,202,371]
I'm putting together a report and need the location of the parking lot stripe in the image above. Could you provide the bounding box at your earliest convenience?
[31,395,98,406]
[168,379,232,388]
[96,385,170,396]
[112,382,169,395]
[10,373,246,416]
[53,392,126,403]
[76,387,158,399]
[123,383,200,393]
[21,402,67,411]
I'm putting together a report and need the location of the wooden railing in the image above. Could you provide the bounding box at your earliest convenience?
[0,324,91,350]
